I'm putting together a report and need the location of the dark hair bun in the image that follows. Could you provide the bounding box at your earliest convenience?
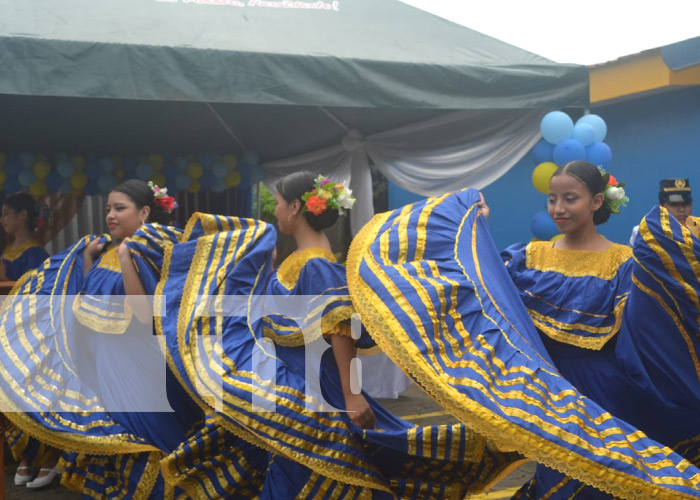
[276,171,339,231]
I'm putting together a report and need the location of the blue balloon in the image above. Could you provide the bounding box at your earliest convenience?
[45,171,63,191]
[540,111,574,145]
[175,174,191,191]
[58,181,73,194]
[99,156,115,173]
[210,181,227,193]
[250,167,266,184]
[122,157,138,173]
[19,152,35,169]
[4,158,22,176]
[586,142,613,168]
[174,156,187,172]
[200,173,216,191]
[572,123,596,146]
[531,139,555,164]
[576,114,607,142]
[135,163,154,181]
[197,152,218,168]
[4,177,22,194]
[553,138,586,166]
[57,161,75,179]
[18,169,36,187]
[98,174,117,193]
[530,210,559,240]
[87,162,103,179]
[242,150,259,166]
[212,162,229,178]
[84,179,100,196]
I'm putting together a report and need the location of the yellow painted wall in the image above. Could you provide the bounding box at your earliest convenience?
[589,50,700,104]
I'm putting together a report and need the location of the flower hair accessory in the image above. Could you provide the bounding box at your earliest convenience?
[35,202,52,231]
[598,167,629,214]
[148,181,178,213]
[301,175,356,216]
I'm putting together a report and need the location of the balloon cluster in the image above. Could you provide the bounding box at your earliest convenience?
[0,151,265,196]
[529,111,612,241]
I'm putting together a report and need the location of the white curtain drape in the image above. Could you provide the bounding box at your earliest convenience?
[264,108,545,234]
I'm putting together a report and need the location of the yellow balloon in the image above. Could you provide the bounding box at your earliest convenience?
[186,162,203,179]
[0,169,7,185]
[151,172,166,187]
[550,234,564,242]
[30,182,48,196]
[114,169,125,181]
[225,171,241,188]
[532,161,559,194]
[72,156,85,170]
[71,172,88,190]
[112,156,122,170]
[33,160,51,179]
[187,181,201,193]
[148,154,165,170]
[222,154,238,170]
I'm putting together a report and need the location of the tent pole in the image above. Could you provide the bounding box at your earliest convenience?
[318,107,349,131]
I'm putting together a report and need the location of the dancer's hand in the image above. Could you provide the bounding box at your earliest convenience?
[345,393,376,429]
[85,237,106,259]
[476,192,490,220]
[117,237,131,261]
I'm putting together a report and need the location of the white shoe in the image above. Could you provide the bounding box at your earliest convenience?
[14,466,33,486]
[26,468,59,489]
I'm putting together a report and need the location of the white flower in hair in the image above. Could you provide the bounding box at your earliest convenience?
[337,188,356,210]
[606,186,625,201]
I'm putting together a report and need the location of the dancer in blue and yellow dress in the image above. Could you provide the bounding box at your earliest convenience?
[0,193,49,282]
[0,180,201,499]
[158,171,521,499]
[347,161,700,499]
[0,193,56,488]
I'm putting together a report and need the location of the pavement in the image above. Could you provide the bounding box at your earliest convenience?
[3,383,535,499]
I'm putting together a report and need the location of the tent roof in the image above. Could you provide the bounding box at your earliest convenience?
[0,0,589,161]
[0,0,588,110]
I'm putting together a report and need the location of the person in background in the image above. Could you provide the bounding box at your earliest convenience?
[0,193,49,281]
[0,193,56,488]
[630,177,700,245]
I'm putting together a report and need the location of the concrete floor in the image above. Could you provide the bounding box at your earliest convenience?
[3,383,535,499]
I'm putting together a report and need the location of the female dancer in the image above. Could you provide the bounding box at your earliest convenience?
[0,193,56,488]
[347,161,700,499]
[0,192,48,280]
[0,179,200,499]
[158,171,519,499]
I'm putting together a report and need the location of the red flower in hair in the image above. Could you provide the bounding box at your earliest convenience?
[305,195,327,215]
[607,174,618,186]
[155,196,176,211]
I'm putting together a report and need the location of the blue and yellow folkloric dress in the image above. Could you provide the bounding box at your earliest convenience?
[158,213,521,499]
[1,240,52,470]
[0,224,201,499]
[347,188,700,500]
[1,239,49,281]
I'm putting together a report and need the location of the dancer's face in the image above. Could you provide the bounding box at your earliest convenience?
[0,205,24,236]
[105,191,149,241]
[274,191,300,235]
[548,173,603,235]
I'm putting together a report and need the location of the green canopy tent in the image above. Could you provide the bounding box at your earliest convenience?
[0,0,589,230]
